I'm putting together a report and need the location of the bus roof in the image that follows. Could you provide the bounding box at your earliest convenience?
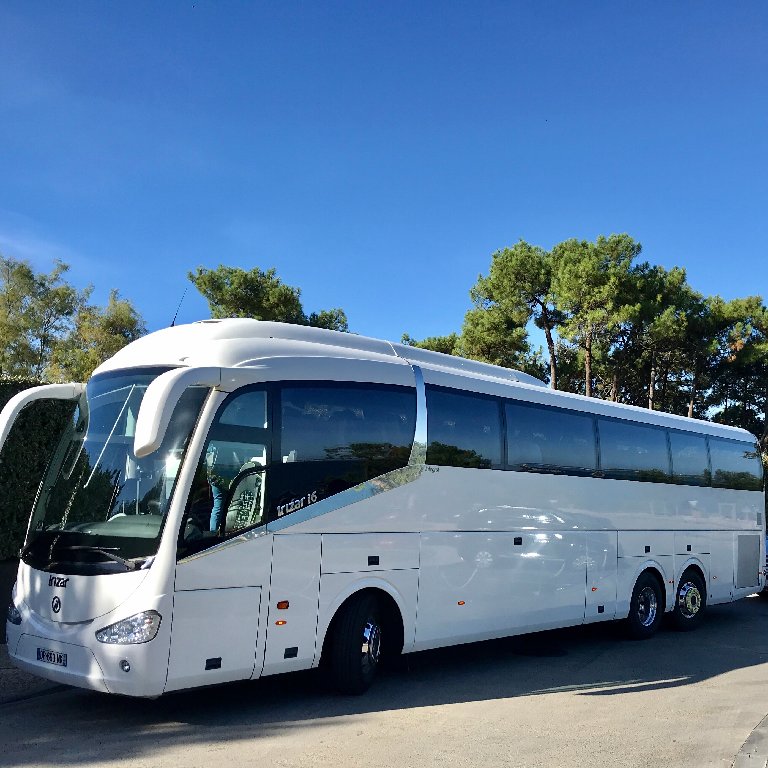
[94,318,754,442]
[95,318,545,386]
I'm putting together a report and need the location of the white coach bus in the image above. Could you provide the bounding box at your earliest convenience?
[2,319,765,697]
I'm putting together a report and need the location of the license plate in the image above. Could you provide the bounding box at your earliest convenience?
[36,647,67,667]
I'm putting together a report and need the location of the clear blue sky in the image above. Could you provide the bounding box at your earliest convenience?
[1,2,766,348]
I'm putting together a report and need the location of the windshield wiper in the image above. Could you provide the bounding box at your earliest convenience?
[55,545,141,572]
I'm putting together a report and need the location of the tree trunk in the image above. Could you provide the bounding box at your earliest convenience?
[688,365,698,418]
[584,329,593,398]
[538,305,558,391]
[610,373,618,402]
[648,353,655,410]
[659,357,669,411]
[742,378,749,429]
[543,327,557,390]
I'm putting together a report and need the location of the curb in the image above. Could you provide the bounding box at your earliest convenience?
[733,714,768,768]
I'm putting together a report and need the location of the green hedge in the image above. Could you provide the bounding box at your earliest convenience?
[0,382,73,560]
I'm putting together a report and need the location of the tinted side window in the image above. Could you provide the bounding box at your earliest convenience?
[506,402,596,472]
[669,431,710,486]
[271,384,416,518]
[426,388,501,469]
[710,439,763,491]
[598,419,670,481]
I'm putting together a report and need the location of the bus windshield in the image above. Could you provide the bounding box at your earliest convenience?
[21,367,208,575]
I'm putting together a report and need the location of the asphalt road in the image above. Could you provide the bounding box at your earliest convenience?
[3,596,768,768]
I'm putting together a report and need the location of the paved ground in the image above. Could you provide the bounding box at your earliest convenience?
[3,597,768,768]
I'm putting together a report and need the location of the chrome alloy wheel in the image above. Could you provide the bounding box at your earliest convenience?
[361,619,382,677]
[637,585,658,627]
[677,580,702,619]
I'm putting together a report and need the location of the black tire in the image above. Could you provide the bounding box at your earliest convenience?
[626,571,664,640]
[671,569,706,631]
[327,594,383,695]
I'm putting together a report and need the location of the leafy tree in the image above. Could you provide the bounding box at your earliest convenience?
[48,290,146,381]
[461,302,531,371]
[0,255,90,380]
[189,265,349,330]
[308,308,349,332]
[553,234,641,397]
[401,333,462,355]
[469,241,563,388]
[0,252,146,383]
[707,297,768,439]
[596,263,697,409]
[0,256,36,378]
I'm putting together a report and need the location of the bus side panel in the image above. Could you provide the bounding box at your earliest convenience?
[733,532,762,598]
[584,531,618,622]
[164,586,261,692]
[707,531,735,604]
[175,533,273,590]
[320,533,420,574]
[414,531,586,650]
[166,534,274,692]
[260,534,321,676]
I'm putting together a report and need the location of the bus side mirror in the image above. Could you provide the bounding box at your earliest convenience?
[0,383,86,455]
[134,367,222,458]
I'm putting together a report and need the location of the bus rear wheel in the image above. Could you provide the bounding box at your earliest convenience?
[626,571,664,639]
[328,594,383,695]
[672,569,706,631]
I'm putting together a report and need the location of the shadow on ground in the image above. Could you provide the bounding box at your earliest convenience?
[2,597,768,766]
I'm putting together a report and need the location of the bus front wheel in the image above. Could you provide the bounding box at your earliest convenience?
[328,594,383,695]
[626,571,664,640]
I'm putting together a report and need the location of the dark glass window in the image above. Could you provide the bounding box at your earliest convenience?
[710,439,763,491]
[598,419,670,481]
[426,388,501,469]
[270,384,416,518]
[669,431,710,486]
[506,402,596,472]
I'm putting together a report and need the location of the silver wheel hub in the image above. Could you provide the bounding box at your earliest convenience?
[361,620,382,674]
[678,581,702,619]
[637,585,658,627]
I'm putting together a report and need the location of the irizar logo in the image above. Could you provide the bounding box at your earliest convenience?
[48,576,69,588]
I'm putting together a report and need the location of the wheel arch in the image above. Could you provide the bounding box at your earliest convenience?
[316,578,407,667]
[677,558,707,592]
[626,562,668,617]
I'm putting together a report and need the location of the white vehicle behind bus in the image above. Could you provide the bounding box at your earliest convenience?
[2,319,765,696]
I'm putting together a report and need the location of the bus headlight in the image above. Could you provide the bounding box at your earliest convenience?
[6,601,21,625]
[95,610,162,644]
